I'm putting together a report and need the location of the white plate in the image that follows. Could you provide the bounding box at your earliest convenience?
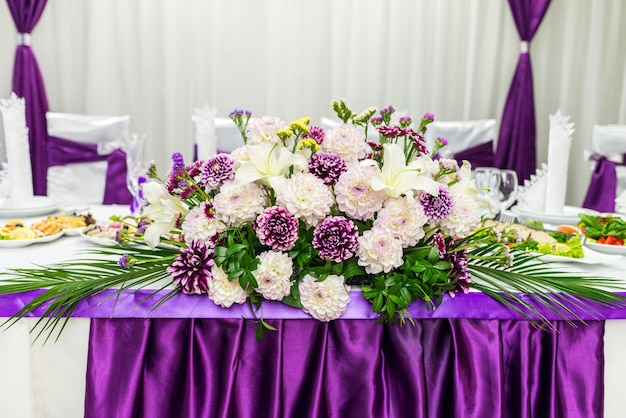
[584,242,626,256]
[0,230,64,248]
[63,226,85,236]
[539,246,622,264]
[511,205,600,225]
[78,225,120,246]
[0,196,61,217]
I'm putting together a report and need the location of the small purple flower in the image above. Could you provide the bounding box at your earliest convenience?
[118,254,133,269]
[370,116,383,126]
[399,116,412,128]
[423,113,435,122]
[255,206,299,251]
[186,160,204,177]
[172,152,185,172]
[308,153,348,187]
[167,240,214,294]
[419,187,454,221]
[447,249,471,297]
[436,136,448,146]
[313,216,359,262]
[377,125,403,138]
[200,154,235,189]
[304,126,325,144]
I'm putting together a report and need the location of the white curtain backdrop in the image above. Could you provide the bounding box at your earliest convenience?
[1,0,625,206]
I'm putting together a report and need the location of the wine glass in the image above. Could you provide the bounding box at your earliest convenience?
[495,169,519,213]
[123,133,147,213]
[473,167,501,217]
[0,162,9,206]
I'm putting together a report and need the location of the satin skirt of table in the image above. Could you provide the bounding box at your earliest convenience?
[85,318,604,418]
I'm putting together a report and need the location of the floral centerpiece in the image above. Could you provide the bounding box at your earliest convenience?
[1,99,624,341]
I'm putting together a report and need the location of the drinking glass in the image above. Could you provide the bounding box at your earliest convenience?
[495,169,519,212]
[0,162,9,206]
[473,167,501,217]
[123,133,147,213]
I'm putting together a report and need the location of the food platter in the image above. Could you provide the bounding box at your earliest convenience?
[584,242,626,256]
[511,205,599,225]
[79,223,124,246]
[0,196,61,217]
[0,230,64,249]
[539,246,622,264]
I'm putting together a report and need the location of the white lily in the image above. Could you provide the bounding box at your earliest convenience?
[451,161,491,210]
[366,143,440,198]
[141,181,186,248]
[234,142,308,189]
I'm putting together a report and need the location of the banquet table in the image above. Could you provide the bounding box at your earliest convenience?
[2,205,626,418]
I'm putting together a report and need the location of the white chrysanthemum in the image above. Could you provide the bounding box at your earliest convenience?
[320,124,370,165]
[299,274,351,322]
[334,165,387,221]
[208,265,248,308]
[181,202,225,244]
[213,181,266,226]
[245,116,290,145]
[357,229,404,274]
[373,196,428,247]
[275,172,333,227]
[439,190,482,237]
[253,250,294,300]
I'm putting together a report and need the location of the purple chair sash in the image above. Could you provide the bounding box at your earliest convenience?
[452,140,494,169]
[582,157,618,213]
[47,135,132,204]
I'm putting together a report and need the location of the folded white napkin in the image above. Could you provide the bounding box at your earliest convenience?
[0,93,34,207]
[192,104,218,160]
[516,163,548,212]
[616,189,626,215]
[544,110,575,215]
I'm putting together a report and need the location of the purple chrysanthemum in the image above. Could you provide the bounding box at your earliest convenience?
[419,187,454,221]
[432,233,471,297]
[255,206,299,251]
[308,153,347,186]
[201,154,235,189]
[304,126,325,144]
[167,240,214,294]
[313,216,359,262]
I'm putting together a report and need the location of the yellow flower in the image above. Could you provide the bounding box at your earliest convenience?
[289,117,311,134]
[276,129,293,141]
[298,137,319,153]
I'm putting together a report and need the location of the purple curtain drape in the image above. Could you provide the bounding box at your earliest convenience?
[85,318,604,418]
[494,0,552,184]
[6,0,50,196]
[47,136,133,204]
[452,140,495,169]
[582,157,619,213]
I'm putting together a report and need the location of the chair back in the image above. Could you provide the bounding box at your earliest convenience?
[424,119,496,169]
[46,112,132,207]
[582,124,626,212]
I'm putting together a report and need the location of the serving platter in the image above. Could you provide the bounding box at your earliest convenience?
[0,196,61,217]
[0,230,64,249]
[538,245,622,264]
[584,242,626,256]
[511,205,599,225]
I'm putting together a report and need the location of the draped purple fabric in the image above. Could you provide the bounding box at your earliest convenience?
[7,0,50,195]
[84,318,604,418]
[582,157,621,213]
[47,135,132,204]
[494,0,552,184]
[452,140,494,169]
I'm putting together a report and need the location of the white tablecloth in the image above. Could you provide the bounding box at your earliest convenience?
[1,205,626,417]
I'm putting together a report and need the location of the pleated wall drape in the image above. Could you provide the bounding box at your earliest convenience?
[5,0,49,195]
[495,0,552,183]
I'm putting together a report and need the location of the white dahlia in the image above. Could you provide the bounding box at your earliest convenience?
[245,116,290,145]
[373,196,428,247]
[320,123,370,165]
[208,265,248,308]
[334,165,387,221]
[357,229,404,274]
[299,274,351,322]
[181,202,225,245]
[253,250,294,301]
[213,181,266,227]
[275,172,333,227]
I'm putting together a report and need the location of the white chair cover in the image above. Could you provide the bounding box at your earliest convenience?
[214,118,244,153]
[46,112,130,207]
[424,119,496,156]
